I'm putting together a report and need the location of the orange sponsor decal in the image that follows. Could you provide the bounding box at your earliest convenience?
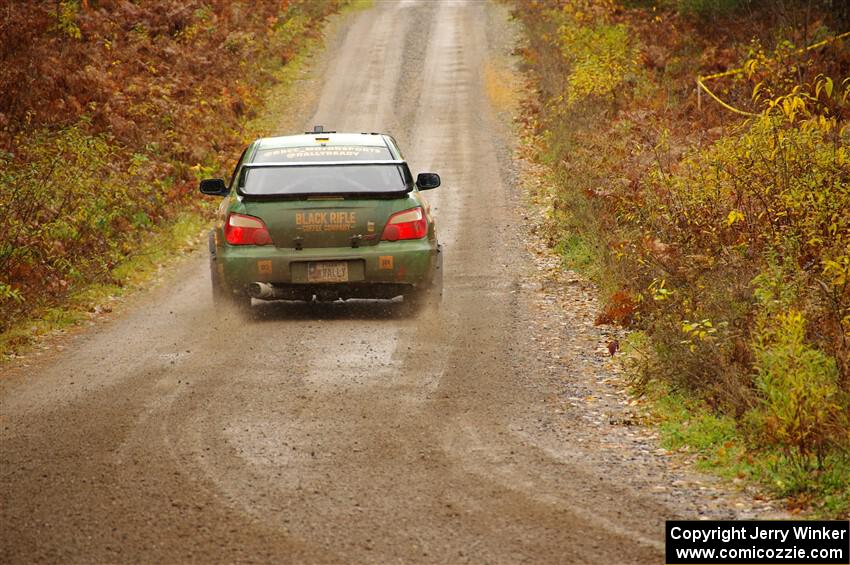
[379,256,394,270]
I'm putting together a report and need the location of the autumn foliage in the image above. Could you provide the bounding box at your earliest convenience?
[516,0,849,507]
[0,0,342,333]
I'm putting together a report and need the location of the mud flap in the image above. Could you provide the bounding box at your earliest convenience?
[405,244,443,314]
[209,230,252,315]
[433,244,443,300]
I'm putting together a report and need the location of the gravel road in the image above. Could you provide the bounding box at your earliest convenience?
[0,1,783,563]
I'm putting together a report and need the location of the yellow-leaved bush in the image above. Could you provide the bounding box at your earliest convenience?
[625,104,849,446]
[558,21,637,106]
[746,310,848,472]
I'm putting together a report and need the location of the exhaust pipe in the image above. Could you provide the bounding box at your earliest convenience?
[247,282,314,302]
[247,282,276,299]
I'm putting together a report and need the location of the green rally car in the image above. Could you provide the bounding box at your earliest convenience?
[199,127,442,312]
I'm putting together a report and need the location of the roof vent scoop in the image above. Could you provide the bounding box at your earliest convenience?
[305,125,336,134]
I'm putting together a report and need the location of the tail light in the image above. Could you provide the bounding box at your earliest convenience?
[381,207,428,241]
[224,213,272,245]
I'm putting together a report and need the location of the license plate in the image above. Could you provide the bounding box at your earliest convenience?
[307,261,349,283]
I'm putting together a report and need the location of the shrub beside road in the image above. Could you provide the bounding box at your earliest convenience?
[514,0,849,516]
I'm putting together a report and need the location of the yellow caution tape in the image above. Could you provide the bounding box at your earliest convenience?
[697,76,759,116]
[697,30,850,116]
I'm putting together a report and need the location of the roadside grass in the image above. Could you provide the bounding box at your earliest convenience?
[623,330,849,518]
[554,234,599,276]
[0,214,206,359]
[521,134,607,286]
[644,376,850,518]
[345,0,374,11]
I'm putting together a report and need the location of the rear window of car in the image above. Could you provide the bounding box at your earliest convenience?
[254,145,392,163]
[240,164,409,197]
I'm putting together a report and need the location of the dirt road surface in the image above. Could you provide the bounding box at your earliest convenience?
[1,2,777,563]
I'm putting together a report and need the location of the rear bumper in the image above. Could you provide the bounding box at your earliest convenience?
[216,238,438,293]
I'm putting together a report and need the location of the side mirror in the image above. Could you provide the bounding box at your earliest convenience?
[199,178,228,196]
[416,172,440,190]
